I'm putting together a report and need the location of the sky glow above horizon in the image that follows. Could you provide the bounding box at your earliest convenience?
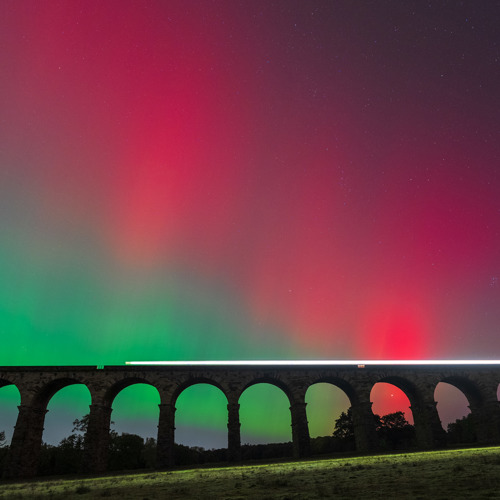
[1,1,499,447]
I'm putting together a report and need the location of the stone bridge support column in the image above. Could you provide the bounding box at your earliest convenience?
[83,404,113,474]
[471,401,500,444]
[290,402,311,458]
[5,405,47,478]
[227,402,241,462]
[351,401,379,452]
[411,401,447,449]
[157,403,176,468]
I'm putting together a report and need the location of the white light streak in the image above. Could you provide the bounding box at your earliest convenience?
[125,359,500,366]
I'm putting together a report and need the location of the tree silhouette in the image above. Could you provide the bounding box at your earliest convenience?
[447,414,477,444]
[377,411,415,449]
[332,409,355,440]
[333,409,415,450]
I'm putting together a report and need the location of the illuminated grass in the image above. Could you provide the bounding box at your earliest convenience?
[1,446,500,499]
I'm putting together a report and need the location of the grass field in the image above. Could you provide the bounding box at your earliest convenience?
[1,446,500,499]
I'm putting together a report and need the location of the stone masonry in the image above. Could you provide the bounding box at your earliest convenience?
[1,363,499,478]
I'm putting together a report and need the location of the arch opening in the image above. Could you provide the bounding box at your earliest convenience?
[39,383,91,475]
[43,384,91,445]
[305,382,351,455]
[306,383,351,438]
[239,383,292,460]
[370,382,415,450]
[0,384,21,446]
[109,383,160,470]
[435,382,475,444]
[371,382,414,423]
[172,377,226,406]
[0,384,21,475]
[175,383,228,465]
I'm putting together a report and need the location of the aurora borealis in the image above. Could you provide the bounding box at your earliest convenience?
[1,1,500,447]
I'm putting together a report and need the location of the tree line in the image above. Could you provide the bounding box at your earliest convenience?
[0,411,477,476]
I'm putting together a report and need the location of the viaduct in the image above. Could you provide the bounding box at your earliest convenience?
[1,361,500,478]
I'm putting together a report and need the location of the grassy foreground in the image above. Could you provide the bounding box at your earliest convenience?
[1,446,500,499]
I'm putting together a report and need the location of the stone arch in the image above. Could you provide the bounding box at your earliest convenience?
[238,377,293,406]
[370,374,446,449]
[171,376,229,407]
[111,383,160,431]
[0,381,21,447]
[103,377,160,408]
[0,378,16,389]
[371,375,422,410]
[43,383,92,437]
[305,381,351,450]
[174,382,229,455]
[437,375,498,444]
[307,376,376,454]
[156,376,231,469]
[107,382,160,471]
[438,375,483,409]
[369,376,421,451]
[39,383,92,475]
[307,376,358,406]
[6,377,91,478]
[32,377,90,410]
[238,379,294,459]
[83,377,161,475]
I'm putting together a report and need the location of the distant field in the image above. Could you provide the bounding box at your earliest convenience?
[1,446,500,499]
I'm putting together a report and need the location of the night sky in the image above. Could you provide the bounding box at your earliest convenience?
[1,1,499,447]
